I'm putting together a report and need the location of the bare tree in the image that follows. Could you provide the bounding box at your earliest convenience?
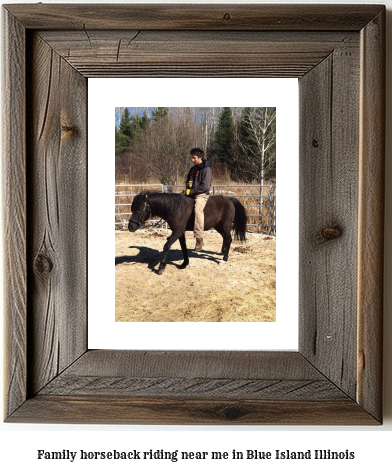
[237,107,276,185]
[196,107,220,154]
[235,107,276,225]
[130,108,205,185]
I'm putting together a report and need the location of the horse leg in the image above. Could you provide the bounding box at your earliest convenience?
[178,233,189,269]
[214,223,226,255]
[221,200,236,261]
[222,232,232,261]
[218,220,233,262]
[157,229,184,275]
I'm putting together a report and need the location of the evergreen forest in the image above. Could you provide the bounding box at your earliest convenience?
[115,107,276,185]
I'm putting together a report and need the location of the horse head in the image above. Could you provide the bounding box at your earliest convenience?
[128,192,151,232]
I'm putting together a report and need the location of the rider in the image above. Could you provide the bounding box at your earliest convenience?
[185,148,212,251]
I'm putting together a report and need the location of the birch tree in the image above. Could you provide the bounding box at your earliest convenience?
[236,107,276,227]
[237,107,276,185]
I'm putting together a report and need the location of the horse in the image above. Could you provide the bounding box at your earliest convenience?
[128,191,247,275]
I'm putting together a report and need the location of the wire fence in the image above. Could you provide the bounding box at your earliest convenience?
[115,183,276,235]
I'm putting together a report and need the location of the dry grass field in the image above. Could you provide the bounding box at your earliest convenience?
[115,228,276,322]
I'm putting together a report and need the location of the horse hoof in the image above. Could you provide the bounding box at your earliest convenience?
[157,266,165,275]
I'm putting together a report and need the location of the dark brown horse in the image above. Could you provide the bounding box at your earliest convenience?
[128,191,247,275]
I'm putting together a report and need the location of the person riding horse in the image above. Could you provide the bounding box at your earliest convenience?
[185,148,212,251]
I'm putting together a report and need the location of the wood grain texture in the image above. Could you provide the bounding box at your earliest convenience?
[9,396,378,425]
[39,377,347,400]
[38,30,358,78]
[357,9,385,422]
[299,42,360,399]
[8,351,378,424]
[37,351,347,400]
[2,4,385,425]
[4,4,384,30]
[49,350,332,379]
[2,9,27,419]
[27,33,87,395]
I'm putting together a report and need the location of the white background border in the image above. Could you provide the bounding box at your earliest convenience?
[88,78,299,350]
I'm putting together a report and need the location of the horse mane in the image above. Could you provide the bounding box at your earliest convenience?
[138,191,187,219]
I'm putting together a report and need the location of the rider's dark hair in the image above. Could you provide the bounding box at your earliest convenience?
[190,148,204,160]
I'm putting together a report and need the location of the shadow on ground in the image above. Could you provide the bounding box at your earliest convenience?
[115,245,223,272]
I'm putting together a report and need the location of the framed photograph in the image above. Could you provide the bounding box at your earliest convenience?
[112,104,279,324]
[3,4,385,424]
[88,78,298,350]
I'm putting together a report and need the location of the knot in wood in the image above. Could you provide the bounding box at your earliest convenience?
[61,124,77,134]
[223,13,231,21]
[312,139,319,148]
[223,405,244,420]
[34,252,53,274]
[315,225,342,245]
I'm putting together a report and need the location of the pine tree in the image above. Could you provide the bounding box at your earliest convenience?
[152,107,169,122]
[115,126,130,157]
[212,107,237,179]
[119,107,133,138]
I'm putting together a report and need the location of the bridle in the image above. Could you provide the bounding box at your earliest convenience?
[128,195,151,227]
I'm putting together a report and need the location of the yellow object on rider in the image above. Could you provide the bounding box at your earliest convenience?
[185,189,191,196]
[188,181,193,188]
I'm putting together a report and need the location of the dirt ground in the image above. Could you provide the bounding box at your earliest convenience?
[115,228,276,322]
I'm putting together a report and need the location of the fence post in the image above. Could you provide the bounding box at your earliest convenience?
[259,184,263,234]
[273,186,275,235]
[268,186,271,235]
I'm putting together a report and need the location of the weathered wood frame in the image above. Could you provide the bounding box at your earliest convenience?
[3,4,385,424]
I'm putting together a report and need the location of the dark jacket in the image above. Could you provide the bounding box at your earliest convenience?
[186,160,212,196]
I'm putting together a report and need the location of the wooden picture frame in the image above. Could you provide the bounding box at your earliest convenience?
[3,4,385,424]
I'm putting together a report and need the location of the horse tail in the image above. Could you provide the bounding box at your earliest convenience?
[230,197,247,242]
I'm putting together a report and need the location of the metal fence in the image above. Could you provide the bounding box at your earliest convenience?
[115,184,276,235]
